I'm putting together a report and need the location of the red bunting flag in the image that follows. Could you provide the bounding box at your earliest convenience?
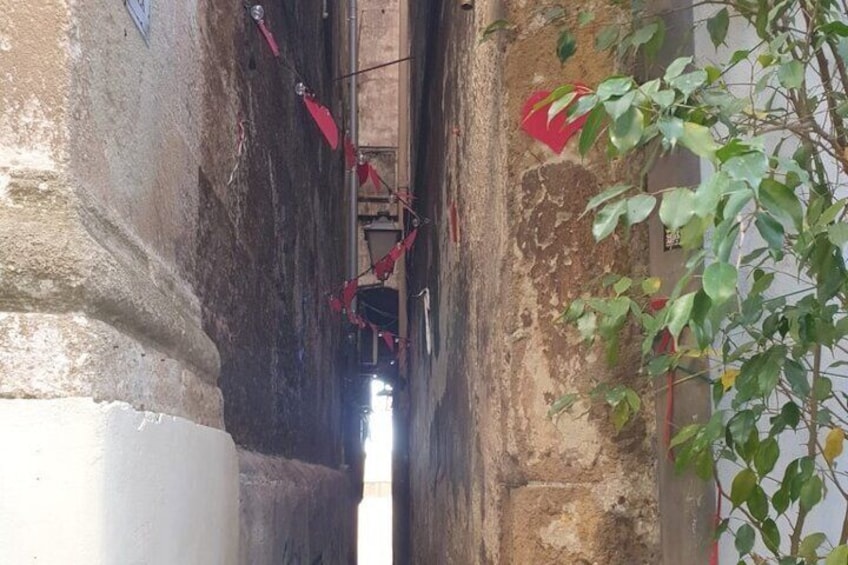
[356,161,383,191]
[303,96,340,150]
[373,228,418,280]
[256,20,280,57]
[521,84,591,154]
[381,330,395,352]
[344,137,357,169]
[341,278,358,310]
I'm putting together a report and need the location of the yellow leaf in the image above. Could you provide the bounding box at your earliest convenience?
[824,428,845,465]
[720,368,740,391]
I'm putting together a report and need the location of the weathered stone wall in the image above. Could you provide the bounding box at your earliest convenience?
[1,0,354,562]
[238,450,354,565]
[407,0,659,562]
[198,1,347,463]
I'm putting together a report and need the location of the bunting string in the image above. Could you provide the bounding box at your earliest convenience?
[240,4,430,360]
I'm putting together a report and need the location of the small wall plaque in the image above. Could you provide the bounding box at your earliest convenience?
[125,0,151,42]
[663,227,682,251]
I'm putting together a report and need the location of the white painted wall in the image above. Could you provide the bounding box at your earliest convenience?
[0,398,239,565]
[690,5,848,562]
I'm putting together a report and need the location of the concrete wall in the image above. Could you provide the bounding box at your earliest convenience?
[406,0,659,563]
[0,398,239,565]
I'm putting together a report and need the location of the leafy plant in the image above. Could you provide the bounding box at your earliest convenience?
[544,0,848,562]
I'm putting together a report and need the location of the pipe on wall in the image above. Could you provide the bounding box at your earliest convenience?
[347,0,359,281]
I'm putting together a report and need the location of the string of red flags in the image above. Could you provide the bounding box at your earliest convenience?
[240,5,427,360]
[373,228,417,281]
[521,83,591,154]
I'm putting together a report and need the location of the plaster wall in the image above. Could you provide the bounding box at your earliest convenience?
[0,398,239,565]
[407,0,659,563]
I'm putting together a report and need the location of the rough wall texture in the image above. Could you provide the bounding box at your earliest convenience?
[1,0,355,560]
[238,450,353,565]
[407,0,660,563]
[198,1,347,463]
[1,0,348,458]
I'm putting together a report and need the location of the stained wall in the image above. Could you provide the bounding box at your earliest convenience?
[406,1,660,562]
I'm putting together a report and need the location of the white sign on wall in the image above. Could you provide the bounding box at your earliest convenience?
[125,0,151,42]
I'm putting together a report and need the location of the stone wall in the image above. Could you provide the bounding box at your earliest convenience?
[406,0,660,562]
[238,450,354,565]
[1,0,355,562]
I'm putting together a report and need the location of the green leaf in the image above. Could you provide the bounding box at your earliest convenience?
[595,25,619,51]
[669,70,707,98]
[548,393,578,417]
[731,468,757,507]
[693,171,729,217]
[584,184,633,214]
[479,19,512,43]
[659,188,696,230]
[630,23,659,47]
[561,299,585,323]
[772,487,790,514]
[762,518,781,553]
[556,30,577,64]
[760,179,803,231]
[577,10,595,27]
[593,200,628,240]
[667,292,696,341]
[579,106,606,156]
[724,151,768,189]
[650,89,676,108]
[664,56,692,81]
[702,262,737,305]
[642,277,662,295]
[658,117,684,145]
[756,213,785,253]
[799,475,823,511]
[755,437,780,476]
[644,18,666,59]
[707,8,729,47]
[829,223,848,246]
[577,312,597,341]
[735,523,755,555]
[680,122,718,158]
[547,92,578,123]
[670,423,700,448]
[826,545,848,565]
[747,485,769,521]
[597,77,634,101]
[569,93,599,120]
[814,376,833,401]
[612,276,632,295]
[611,399,630,431]
[778,60,804,89]
[609,107,643,153]
[626,194,657,225]
[799,533,827,562]
[604,90,637,120]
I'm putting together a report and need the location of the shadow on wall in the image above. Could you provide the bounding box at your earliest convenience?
[191,1,347,464]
